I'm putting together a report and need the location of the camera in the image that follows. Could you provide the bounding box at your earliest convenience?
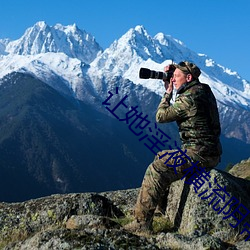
[139,64,176,82]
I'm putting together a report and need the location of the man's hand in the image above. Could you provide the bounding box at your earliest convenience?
[163,65,173,94]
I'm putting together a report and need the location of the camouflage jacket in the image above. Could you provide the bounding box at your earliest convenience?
[156,80,222,160]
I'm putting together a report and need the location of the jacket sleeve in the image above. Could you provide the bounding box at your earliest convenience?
[156,92,195,123]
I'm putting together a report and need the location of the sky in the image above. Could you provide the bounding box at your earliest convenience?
[0,0,250,81]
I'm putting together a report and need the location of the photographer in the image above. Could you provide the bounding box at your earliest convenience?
[125,61,222,233]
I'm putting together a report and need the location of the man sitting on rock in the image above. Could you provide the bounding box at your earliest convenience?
[124,61,222,233]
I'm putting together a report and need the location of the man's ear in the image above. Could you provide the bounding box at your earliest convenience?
[186,74,193,82]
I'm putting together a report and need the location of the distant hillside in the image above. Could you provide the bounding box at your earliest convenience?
[0,22,250,202]
[0,72,153,202]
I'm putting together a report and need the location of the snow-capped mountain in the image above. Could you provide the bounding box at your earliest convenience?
[0,21,103,100]
[89,25,250,110]
[0,22,249,200]
[3,21,102,64]
[1,22,249,109]
[87,25,250,147]
[0,22,250,145]
[0,39,9,55]
[0,52,97,101]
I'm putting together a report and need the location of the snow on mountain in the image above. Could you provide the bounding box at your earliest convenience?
[88,25,250,144]
[89,25,250,111]
[0,39,9,55]
[0,53,85,96]
[0,21,249,146]
[0,52,101,105]
[0,22,104,101]
[0,22,250,114]
[5,21,102,64]
[88,25,169,93]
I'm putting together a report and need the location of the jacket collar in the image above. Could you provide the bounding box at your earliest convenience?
[176,79,200,95]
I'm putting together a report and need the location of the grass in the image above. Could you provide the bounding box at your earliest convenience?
[113,214,174,234]
[152,216,174,234]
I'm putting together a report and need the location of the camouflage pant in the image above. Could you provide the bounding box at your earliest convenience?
[134,149,220,223]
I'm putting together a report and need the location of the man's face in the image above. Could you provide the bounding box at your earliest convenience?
[172,68,188,90]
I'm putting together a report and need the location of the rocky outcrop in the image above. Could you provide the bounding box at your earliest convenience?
[165,169,250,240]
[229,158,250,180]
[0,192,158,250]
[1,169,250,249]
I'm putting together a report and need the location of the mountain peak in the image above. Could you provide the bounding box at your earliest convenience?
[125,25,151,41]
[54,23,79,34]
[154,32,185,47]
[34,21,48,29]
[5,22,102,64]
[134,25,147,34]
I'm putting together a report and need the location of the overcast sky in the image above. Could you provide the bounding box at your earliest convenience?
[1,0,250,80]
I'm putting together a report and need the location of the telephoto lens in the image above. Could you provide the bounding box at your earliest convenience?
[139,68,167,80]
[139,65,176,82]
[139,68,151,79]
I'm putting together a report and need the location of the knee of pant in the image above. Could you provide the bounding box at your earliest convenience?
[147,163,162,179]
[145,166,151,175]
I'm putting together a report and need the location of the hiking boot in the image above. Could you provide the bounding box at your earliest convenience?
[124,219,152,234]
[154,205,166,217]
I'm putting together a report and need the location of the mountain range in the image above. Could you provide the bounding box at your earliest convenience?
[0,21,249,201]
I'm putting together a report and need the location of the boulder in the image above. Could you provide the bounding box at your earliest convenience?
[0,193,124,248]
[229,158,250,180]
[164,169,250,242]
[1,168,250,249]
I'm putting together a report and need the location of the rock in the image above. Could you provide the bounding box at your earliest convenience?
[1,168,250,249]
[65,214,120,230]
[103,169,250,243]
[165,169,250,242]
[234,240,250,250]
[156,232,228,250]
[101,188,139,215]
[0,193,124,248]
[4,228,162,250]
[229,158,250,180]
